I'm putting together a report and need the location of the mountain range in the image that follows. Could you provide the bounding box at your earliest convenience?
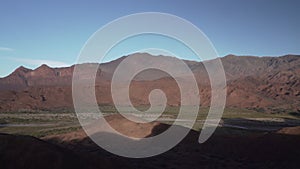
[0,53,299,113]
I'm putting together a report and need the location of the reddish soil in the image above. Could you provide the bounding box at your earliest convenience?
[0,53,299,113]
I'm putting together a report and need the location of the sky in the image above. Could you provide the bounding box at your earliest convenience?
[0,0,299,77]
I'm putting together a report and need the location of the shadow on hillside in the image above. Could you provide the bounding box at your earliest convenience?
[67,124,300,169]
[0,133,130,169]
[4,122,300,169]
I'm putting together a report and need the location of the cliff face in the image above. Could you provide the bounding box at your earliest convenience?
[0,53,299,113]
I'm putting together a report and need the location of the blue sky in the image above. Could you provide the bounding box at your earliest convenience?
[0,0,299,77]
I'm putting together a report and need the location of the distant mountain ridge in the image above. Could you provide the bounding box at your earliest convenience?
[0,53,299,113]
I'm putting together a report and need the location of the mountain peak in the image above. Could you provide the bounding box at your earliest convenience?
[11,66,32,76]
[224,54,237,58]
[37,64,51,69]
[33,64,55,76]
[16,66,31,72]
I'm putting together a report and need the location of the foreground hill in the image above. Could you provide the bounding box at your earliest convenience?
[42,114,300,169]
[0,53,299,113]
[1,113,300,169]
[0,133,126,169]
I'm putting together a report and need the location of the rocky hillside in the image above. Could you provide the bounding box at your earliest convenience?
[0,53,299,113]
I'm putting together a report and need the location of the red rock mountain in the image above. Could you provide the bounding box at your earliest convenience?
[0,53,299,113]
